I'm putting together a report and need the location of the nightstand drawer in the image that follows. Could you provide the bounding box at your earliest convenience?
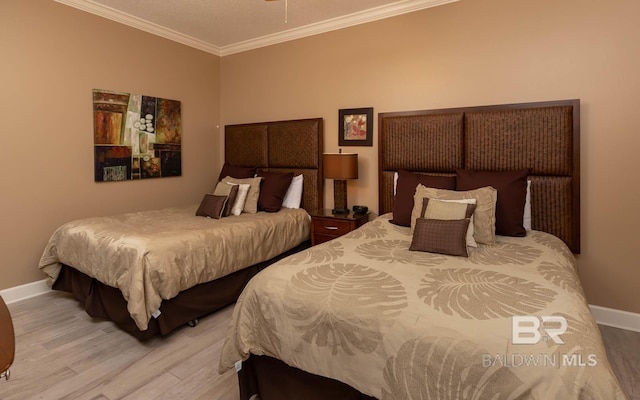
[313,233,339,246]
[309,209,369,246]
[312,218,353,236]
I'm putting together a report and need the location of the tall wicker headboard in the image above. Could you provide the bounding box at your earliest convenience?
[379,99,580,253]
[225,118,324,213]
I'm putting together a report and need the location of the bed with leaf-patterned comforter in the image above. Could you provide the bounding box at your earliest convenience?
[219,214,626,399]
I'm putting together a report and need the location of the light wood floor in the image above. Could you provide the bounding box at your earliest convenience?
[600,324,640,400]
[1,291,638,400]
[0,291,239,400]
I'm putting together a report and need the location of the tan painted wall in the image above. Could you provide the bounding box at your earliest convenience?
[0,1,221,289]
[221,0,640,313]
[2,0,637,314]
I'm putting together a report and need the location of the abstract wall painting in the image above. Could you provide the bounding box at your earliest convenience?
[338,107,373,146]
[93,89,182,182]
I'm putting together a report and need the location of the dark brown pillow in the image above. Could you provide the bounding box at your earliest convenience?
[256,170,294,212]
[410,218,470,257]
[217,162,257,181]
[222,185,239,217]
[456,169,529,237]
[195,194,228,219]
[392,170,456,227]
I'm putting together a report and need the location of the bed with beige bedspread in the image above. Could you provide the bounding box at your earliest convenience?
[39,206,310,331]
[219,213,626,399]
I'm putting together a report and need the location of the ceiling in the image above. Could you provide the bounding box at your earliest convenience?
[54,0,458,56]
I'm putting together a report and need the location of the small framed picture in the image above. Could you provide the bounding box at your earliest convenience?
[338,107,373,146]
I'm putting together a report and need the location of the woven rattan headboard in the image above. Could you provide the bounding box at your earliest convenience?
[379,99,580,253]
[225,118,324,213]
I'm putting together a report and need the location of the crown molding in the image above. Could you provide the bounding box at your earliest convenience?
[54,0,222,55]
[54,0,459,57]
[221,0,459,55]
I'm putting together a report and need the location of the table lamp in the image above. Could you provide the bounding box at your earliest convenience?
[323,150,358,214]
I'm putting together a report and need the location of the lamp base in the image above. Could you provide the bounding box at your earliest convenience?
[333,180,349,214]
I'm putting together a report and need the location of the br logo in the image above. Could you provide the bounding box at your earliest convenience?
[511,316,568,345]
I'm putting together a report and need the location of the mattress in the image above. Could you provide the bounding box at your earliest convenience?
[219,213,626,399]
[39,206,310,330]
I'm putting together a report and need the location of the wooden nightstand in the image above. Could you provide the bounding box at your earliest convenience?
[310,209,369,246]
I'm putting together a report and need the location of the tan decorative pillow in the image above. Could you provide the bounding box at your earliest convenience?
[412,185,497,245]
[410,218,471,257]
[412,197,477,248]
[221,176,262,214]
[213,181,239,217]
[391,170,456,227]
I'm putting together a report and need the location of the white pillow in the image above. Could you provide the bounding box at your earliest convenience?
[438,198,478,248]
[227,182,250,216]
[282,174,303,209]
[523,180,532,231]
[393,172,398,195]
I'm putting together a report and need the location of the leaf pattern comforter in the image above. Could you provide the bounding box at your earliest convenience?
[39,206,310,331]
[219,213,627,399]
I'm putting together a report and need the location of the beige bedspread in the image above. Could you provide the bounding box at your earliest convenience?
[39,206,310,331]
[219,213,626,399]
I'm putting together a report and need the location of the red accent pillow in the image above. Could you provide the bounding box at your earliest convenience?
[257,170,294,212]
[217,162,257,181]
[455,169,529,236]
[391,170,456,227]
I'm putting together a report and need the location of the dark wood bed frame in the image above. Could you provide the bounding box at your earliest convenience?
[52,117,324,340]
[378,99,580,253]
[238,99,581,399]
[225,118,324,212]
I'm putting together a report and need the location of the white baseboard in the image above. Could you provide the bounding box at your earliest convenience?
[0,279,50,304]
[590,304,640,332]
[1,280,639,333]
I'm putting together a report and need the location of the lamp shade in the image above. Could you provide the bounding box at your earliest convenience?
[323,153,358,180]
